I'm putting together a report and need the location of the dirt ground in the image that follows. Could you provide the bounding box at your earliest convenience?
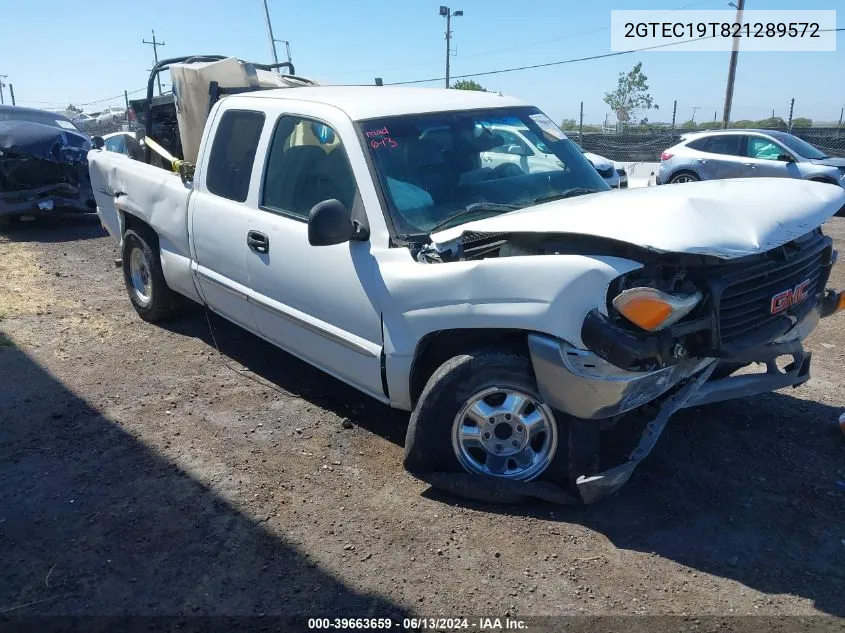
[1,214,844,627]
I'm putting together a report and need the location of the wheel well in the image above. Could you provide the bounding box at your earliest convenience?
[408,329,531,407]
[123,213,158,246]
[667,169,699,182]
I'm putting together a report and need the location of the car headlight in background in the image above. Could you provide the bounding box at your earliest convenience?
[612,287,702,331]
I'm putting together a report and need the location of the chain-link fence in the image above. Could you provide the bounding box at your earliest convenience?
[575,128,845,163]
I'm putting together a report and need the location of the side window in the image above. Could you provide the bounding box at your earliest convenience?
[745,136,786,161]
[689,135,741,156]
[104,136,125,154]
[206,109,265,203]
[261,116,358,220]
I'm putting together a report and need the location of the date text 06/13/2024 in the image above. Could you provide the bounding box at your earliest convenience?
[307,617,529,630]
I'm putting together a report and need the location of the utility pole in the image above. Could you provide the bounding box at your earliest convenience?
[787,98,795,132]
[142,30,166,96]
[261,0,280,66]
[9,84,15,106]
[440,6,463,88]
[690,106,702,124]
[0,75,7,105]
[838,106,844,138]
[721,0,745,128]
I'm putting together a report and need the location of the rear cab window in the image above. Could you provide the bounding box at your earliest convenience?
[205,109,266,202]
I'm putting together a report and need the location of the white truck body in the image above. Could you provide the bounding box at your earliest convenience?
[88,85,845,502]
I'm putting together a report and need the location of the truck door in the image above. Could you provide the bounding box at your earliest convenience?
[189,108,265,333]
[242,114,385,399]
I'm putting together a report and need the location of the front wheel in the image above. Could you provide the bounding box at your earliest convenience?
[121,228,182,322]
[404,349,569,483]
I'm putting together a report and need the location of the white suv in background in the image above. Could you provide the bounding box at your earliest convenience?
[482,124,626,188]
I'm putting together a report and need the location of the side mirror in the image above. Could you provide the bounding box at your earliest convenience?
[308,199,355,246]
[92,136,105,150]
[778,153,795,163]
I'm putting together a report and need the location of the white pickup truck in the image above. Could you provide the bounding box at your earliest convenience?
[88,61,845,503]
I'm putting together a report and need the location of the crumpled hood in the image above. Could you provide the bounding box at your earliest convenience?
[431,178,845,259]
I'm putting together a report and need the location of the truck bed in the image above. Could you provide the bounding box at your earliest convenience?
[88,150,198,301]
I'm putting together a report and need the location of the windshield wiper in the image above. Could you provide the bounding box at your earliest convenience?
[428,202,522,233]
[534,188,597,205]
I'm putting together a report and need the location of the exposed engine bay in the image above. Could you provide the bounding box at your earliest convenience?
[0,120,95,217]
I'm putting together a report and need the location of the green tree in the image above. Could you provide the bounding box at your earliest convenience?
[66,104,82,113]
[756,116,787,129]
[452,79,487,91]
[603,62,657,124]
[560,118,578,130]
[791,117,813,128]
[681,119,697,129]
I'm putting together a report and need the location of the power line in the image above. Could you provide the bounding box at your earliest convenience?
[332,0,722,78]
[384,27,845,87]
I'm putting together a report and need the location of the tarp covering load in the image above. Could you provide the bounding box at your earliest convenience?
[170,57,318,163]
[0,121,90,190]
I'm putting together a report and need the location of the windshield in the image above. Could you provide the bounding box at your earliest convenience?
[774,133,828,160]
[0,109,80,132]
[360,107,609,235]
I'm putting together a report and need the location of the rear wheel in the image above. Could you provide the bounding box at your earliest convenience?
[668,171,700,184]
[404,349,573,484]
[121,227,182,322]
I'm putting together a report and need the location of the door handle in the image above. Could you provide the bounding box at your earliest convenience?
[247,230,269,254]
[743,163,757,168]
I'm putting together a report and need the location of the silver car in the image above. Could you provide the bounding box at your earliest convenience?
[658,129,845,191]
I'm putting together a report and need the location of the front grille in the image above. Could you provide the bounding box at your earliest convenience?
[717,235,831,348]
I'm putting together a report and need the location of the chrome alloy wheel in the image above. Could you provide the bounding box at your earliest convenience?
[128,246,152,307]
[451,387,558,481]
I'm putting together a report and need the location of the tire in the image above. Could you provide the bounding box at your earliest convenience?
[121,227,182,322]
[667,171,700,184]
[404,349,573,485]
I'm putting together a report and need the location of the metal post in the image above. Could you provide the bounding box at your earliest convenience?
[713,111,717,125]
[0,75,6,105]
[579,101,584,143]
[787,97,795,132]
[670,100,677,137]
[9,84,15,106]
[262,0,280,66]
[838,106,844,138]
[721,0,745,128]
[445,11,451,88]
[142,30,166,96]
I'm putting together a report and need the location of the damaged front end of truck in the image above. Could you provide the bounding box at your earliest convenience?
[399,181,845,504]
[0,120,96,224]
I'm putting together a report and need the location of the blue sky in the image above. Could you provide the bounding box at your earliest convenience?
[1,0,842,124]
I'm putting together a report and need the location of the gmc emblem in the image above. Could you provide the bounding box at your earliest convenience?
[770,278,812,315]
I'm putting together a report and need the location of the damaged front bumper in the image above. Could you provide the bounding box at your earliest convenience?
[0,182,96,216]
[527,300,837,503]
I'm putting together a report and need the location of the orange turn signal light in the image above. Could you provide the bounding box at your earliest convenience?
[837,291,845,314]
[613,287,702,332]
